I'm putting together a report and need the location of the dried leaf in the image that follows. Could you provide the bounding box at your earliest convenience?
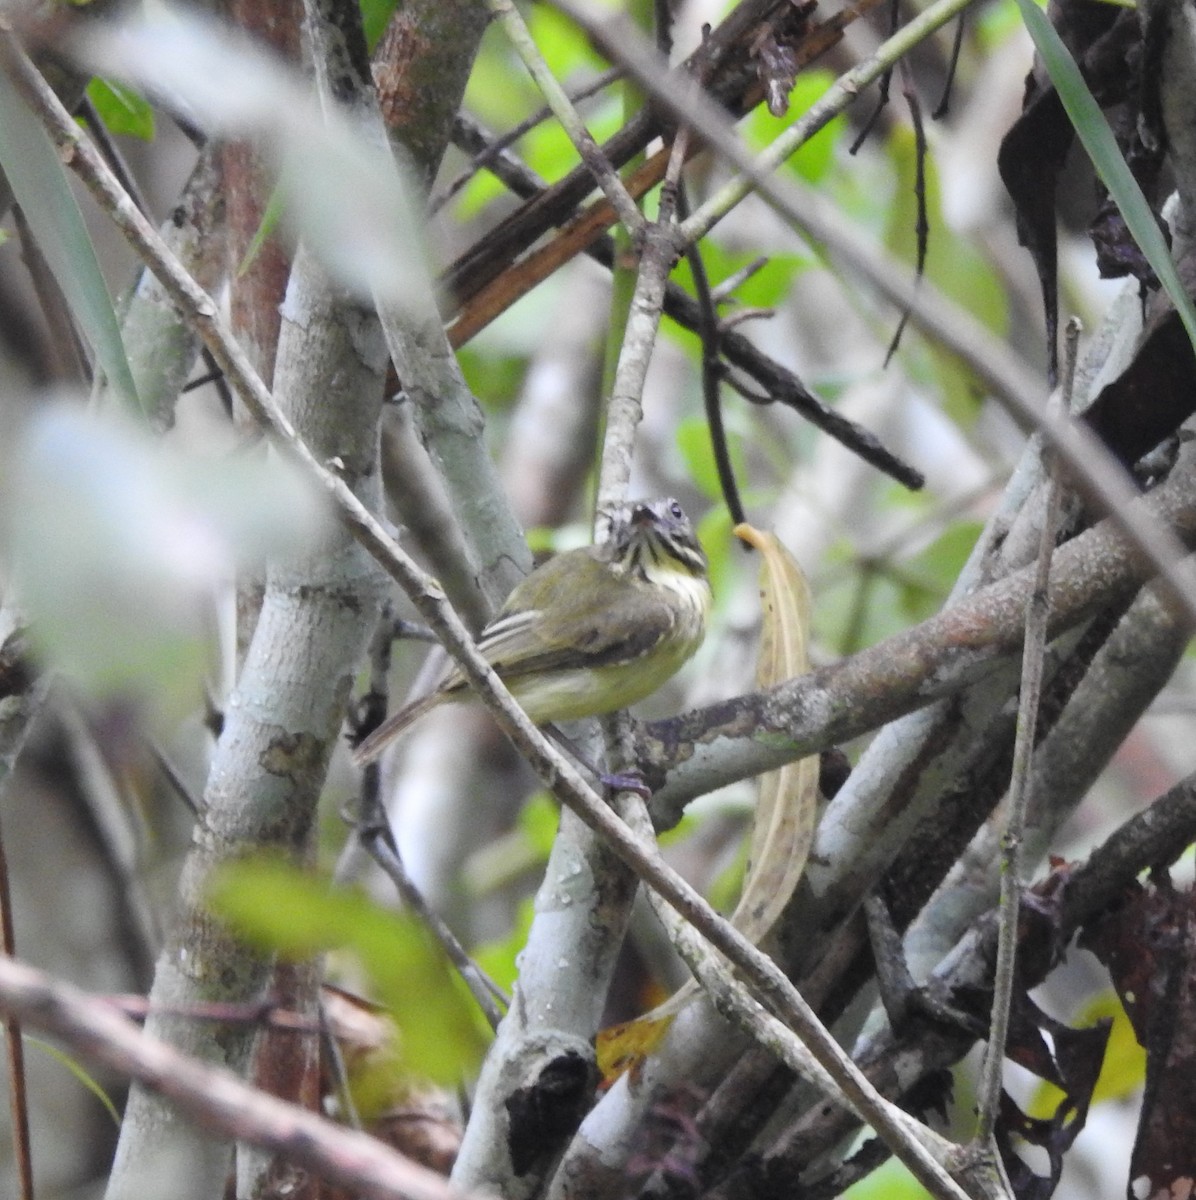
[996,992,1111,1200]
[594,527,817,1083]
[730,523,819,945]
[1080,879,1196,1197]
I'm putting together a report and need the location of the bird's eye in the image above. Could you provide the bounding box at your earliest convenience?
[669,500,683,519]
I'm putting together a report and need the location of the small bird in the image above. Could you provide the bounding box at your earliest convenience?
[353,498,711,766]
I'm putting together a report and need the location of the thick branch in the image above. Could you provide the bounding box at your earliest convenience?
[646,444,1196,818]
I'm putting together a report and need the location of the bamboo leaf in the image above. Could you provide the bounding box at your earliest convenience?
[1014,0,1196,354]
[0,63,143,415]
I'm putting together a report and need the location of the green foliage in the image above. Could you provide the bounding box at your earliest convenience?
[746,69,848,184]
[211,857,489,1085]
[0,67,142,414]
[816,521,982,654]
[884,127,1008,421]
[902,520,985,605]
[462,792,559,898]
[520,95,623,187]
[977,0,1029,49]
[86,78,155,141]
[676,414,747,502]
[452,163,508,219]
[464,30,538,132]
[458,343,530,411]
[843,1156,931,1200]
[518,791,563,860]
[474,898,536,992]
[528,4,608,78]
[359,0,400,51]
[696,504,738,608]
[671,245,811,313]
[457,10,619,218]
[236,184,286,279]
[707,826,750,915]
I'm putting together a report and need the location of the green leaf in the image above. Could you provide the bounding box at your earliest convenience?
[521,95,621,184]
[0,68,143,415]
[529,3,608,78]
[211,859,489,1085]
[676,413,754,509]
[28,1037,122,1127]
[899,520,984,610]
[359,0,400,51]
[517,792,562,859]
[1014,0,1196,354]
[236,182,286,278]
[6,408,324,715]
[465,29,540,130]
[696,505,736,604]
[457,344,528,410]
[452,167,508,220]
[86,77,155,141]
[671,245,810,311]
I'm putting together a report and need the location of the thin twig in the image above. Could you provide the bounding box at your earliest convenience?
[77,93,151,215]
[617,799,972,1200]
[0,957,475,1200]
[433,69,622,214]
[447,115,924,491]
[974,319,1080,1146]
[594,125,688,514]
[485,0,645,236]
[677,183,746,526]
[549,0,974,248]
[350,613,507,1028]
[0,814,34,1200]
[318,1000,362,1131]
[80,94,236,420]
[359,827,507,1031]
[552,0,1196,628]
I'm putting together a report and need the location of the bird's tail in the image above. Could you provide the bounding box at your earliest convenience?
[352,691,442,766]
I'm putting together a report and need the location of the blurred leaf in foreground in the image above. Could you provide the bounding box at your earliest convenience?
[211,857,489,1086]
[2,404,325,716]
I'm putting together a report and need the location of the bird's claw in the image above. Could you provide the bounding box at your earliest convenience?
[600,770,652,799]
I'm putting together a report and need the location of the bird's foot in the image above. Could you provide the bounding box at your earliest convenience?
[599,769,652,799]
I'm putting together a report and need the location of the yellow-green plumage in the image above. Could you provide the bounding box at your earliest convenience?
[353,498,710,765]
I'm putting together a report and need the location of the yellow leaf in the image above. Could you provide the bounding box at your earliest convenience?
[595,1012,676,1086]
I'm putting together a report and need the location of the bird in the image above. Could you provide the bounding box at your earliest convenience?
[353,497,711,766]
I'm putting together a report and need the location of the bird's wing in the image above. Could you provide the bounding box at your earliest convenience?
[439,547,683,691]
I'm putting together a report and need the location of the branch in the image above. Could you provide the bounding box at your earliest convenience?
[553,0,1196,629]
[0,956,475,1200]
[646,441,1196,817]
[486,0,644,236]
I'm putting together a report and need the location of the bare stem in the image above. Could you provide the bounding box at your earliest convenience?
[974,319,1080,1145]
[486,0,645,236]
